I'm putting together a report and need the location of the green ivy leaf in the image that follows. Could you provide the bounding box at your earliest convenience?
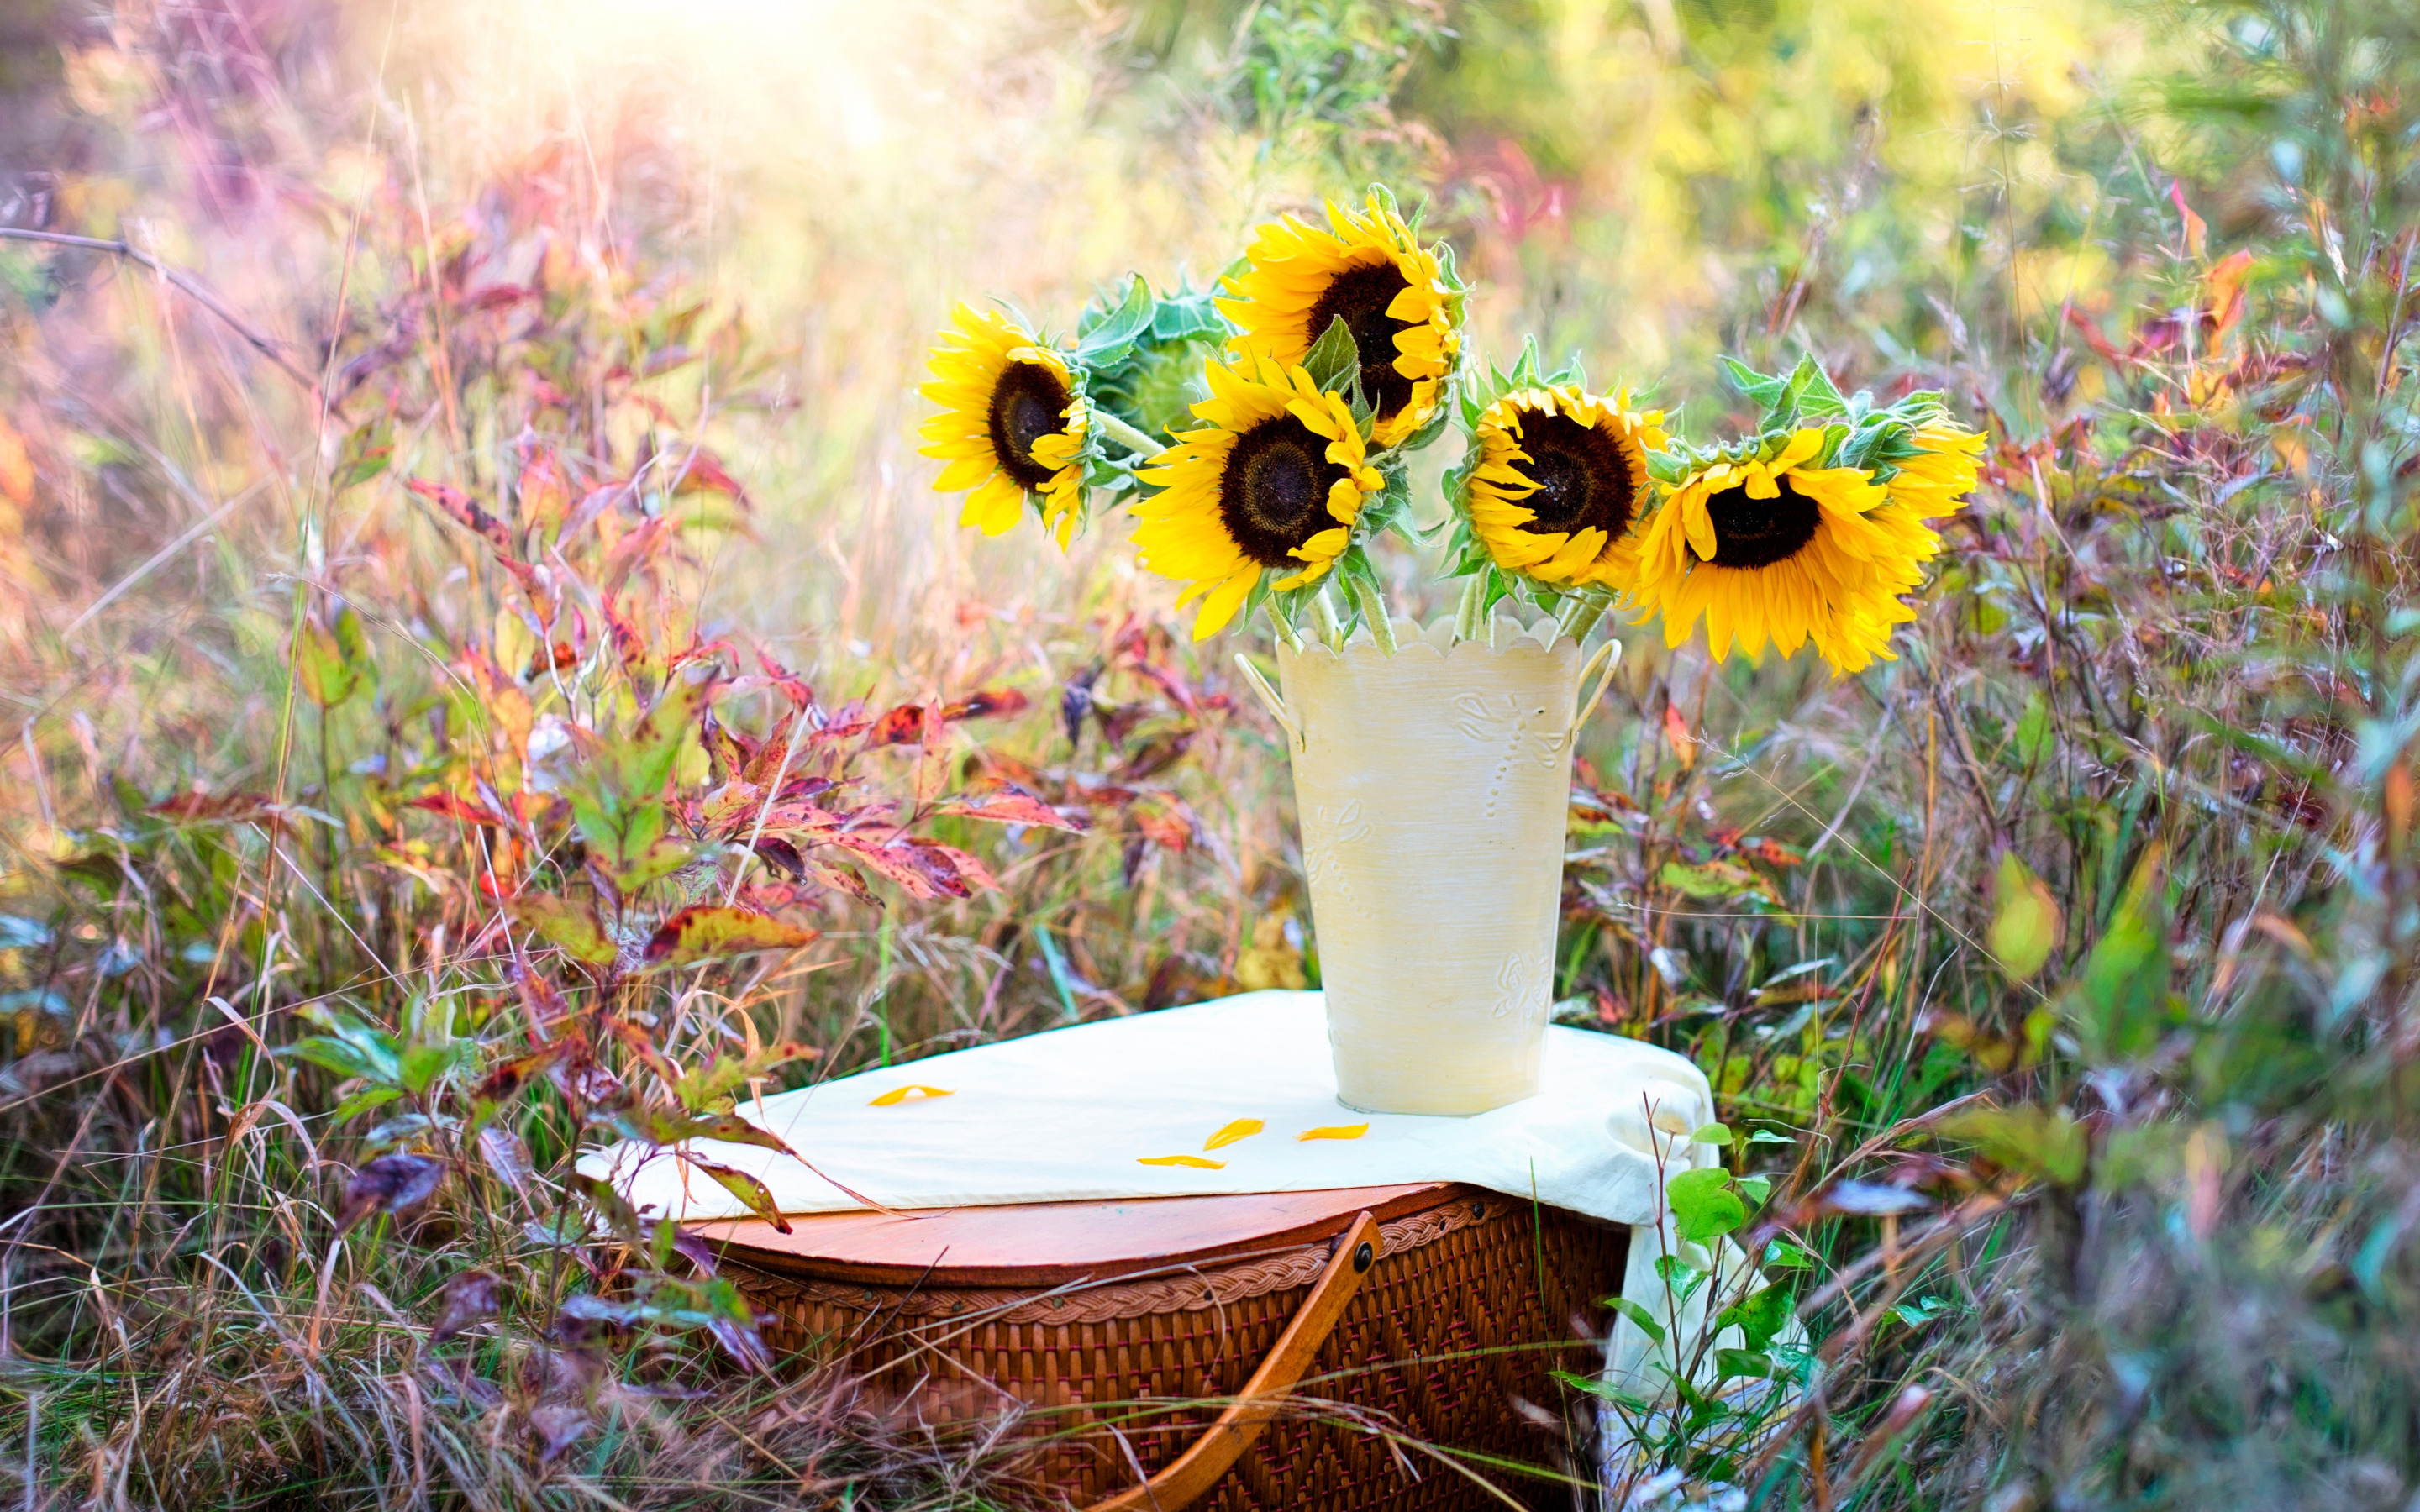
[1714,1347,1778,1382]
[2065,845,2174,1062]
[1764,1238,1817,1269]
[285,1005,402,1086]
[1602,1293,1667,1344]
[398,1040,476,1096]
[1667,1166,1748,1244]
[1939,1104,2089,1187]
[1988,851,2063,983]
[297,618,364,709]
[1715,1282,1795,1351]
[334,417,393,492]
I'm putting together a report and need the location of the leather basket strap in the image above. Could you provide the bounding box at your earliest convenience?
[1086,1210,1382,1512]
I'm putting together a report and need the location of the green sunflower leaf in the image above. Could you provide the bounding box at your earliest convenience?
[1076,275,1155,363]
[1150,289,1226,342]
[1302,316,1362,395]
[1720,356,1788,410]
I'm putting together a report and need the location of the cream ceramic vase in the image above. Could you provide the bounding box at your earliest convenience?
[1241,617,1618,1116]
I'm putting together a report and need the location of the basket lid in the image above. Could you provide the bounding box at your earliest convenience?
[689,1182,1474,1287]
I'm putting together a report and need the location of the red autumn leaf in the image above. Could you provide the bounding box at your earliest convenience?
[734,882,823,912]
[407,476,514,556]
[600,515,676,600]
[510,894,619,968]
[409,793,507,827]
[644,906,820,966]
[831,834,953,899]
[828,832,992,899]
[751,837,806,877]
[909,837,996,893]
[670,449,748,501]
[739,733,794,787]
[507,958,571,1027]
[1132,796,1197,853]
[148,790,277,823]
[802,858,876,905]
[866,704,934,747]
[1114,730,1196,781]
[339,1153,444,1231]
[525,641,577,678]
[1753,838,1805,868]
[602,1016,685,1092]
[1662,703,1696,770]
[676,1153,792,1233]
[1129,658,1202,715]
[639,344,701,378]
[430,1267,502,1345]
[462,281,534,312]
[938,784,1087,832]
[474,1039,571,1108]
[939,688,1029,722]
[700,707,754,783]
[517,447,571,529]
[755,648,815,713]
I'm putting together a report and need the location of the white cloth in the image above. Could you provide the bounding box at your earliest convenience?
[585,988,1715,1223]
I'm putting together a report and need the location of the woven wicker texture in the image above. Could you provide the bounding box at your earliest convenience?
[726,1191,1628,1509]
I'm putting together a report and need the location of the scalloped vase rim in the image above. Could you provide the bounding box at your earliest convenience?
[1277,612,1591,666]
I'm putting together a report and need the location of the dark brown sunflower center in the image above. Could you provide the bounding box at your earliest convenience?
[1304,260,1417,424]
[986,360,1074,490]
[1703,475,1823,568]
[1508,412,1638,541]
[1218,414,1348,568]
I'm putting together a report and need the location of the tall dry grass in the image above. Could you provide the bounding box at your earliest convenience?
[4,0,2418,1509]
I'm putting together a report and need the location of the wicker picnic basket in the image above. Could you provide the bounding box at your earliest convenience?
[696,1181,1629,1510]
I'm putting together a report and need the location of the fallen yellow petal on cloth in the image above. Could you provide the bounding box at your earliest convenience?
[868,1085,954,1106]
[1297,1123,1370,1141]
[1203,1117,1265,1151]
[1138,1154,1226,1168]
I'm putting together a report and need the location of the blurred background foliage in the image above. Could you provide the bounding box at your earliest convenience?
[4,0,2419,1508]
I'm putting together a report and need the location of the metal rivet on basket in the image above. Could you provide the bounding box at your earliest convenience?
[1353,1241,1373,1272]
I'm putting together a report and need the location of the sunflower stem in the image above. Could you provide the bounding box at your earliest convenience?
[1452,575,1487,643]
[1266,601,1304,653]
[1311,587,1344,648]
[1558,592,1609,644]
[1346,576,1398,655]
[1092,411,1168,461]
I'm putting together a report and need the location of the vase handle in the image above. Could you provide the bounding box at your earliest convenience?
[1571,637,1623,732]
[1234,653,1304,751]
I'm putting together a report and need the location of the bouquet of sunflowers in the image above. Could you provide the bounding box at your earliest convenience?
[918,186,1982,676]
[918,186,1983,1115]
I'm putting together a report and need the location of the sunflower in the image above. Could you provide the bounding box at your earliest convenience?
[1884,421,1987,522]
[1132,355,1385,640]
[1460,386,1666,591]
[918,304,1092,546]
[1218,194,1462,449]
[1633,428,1944,675]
